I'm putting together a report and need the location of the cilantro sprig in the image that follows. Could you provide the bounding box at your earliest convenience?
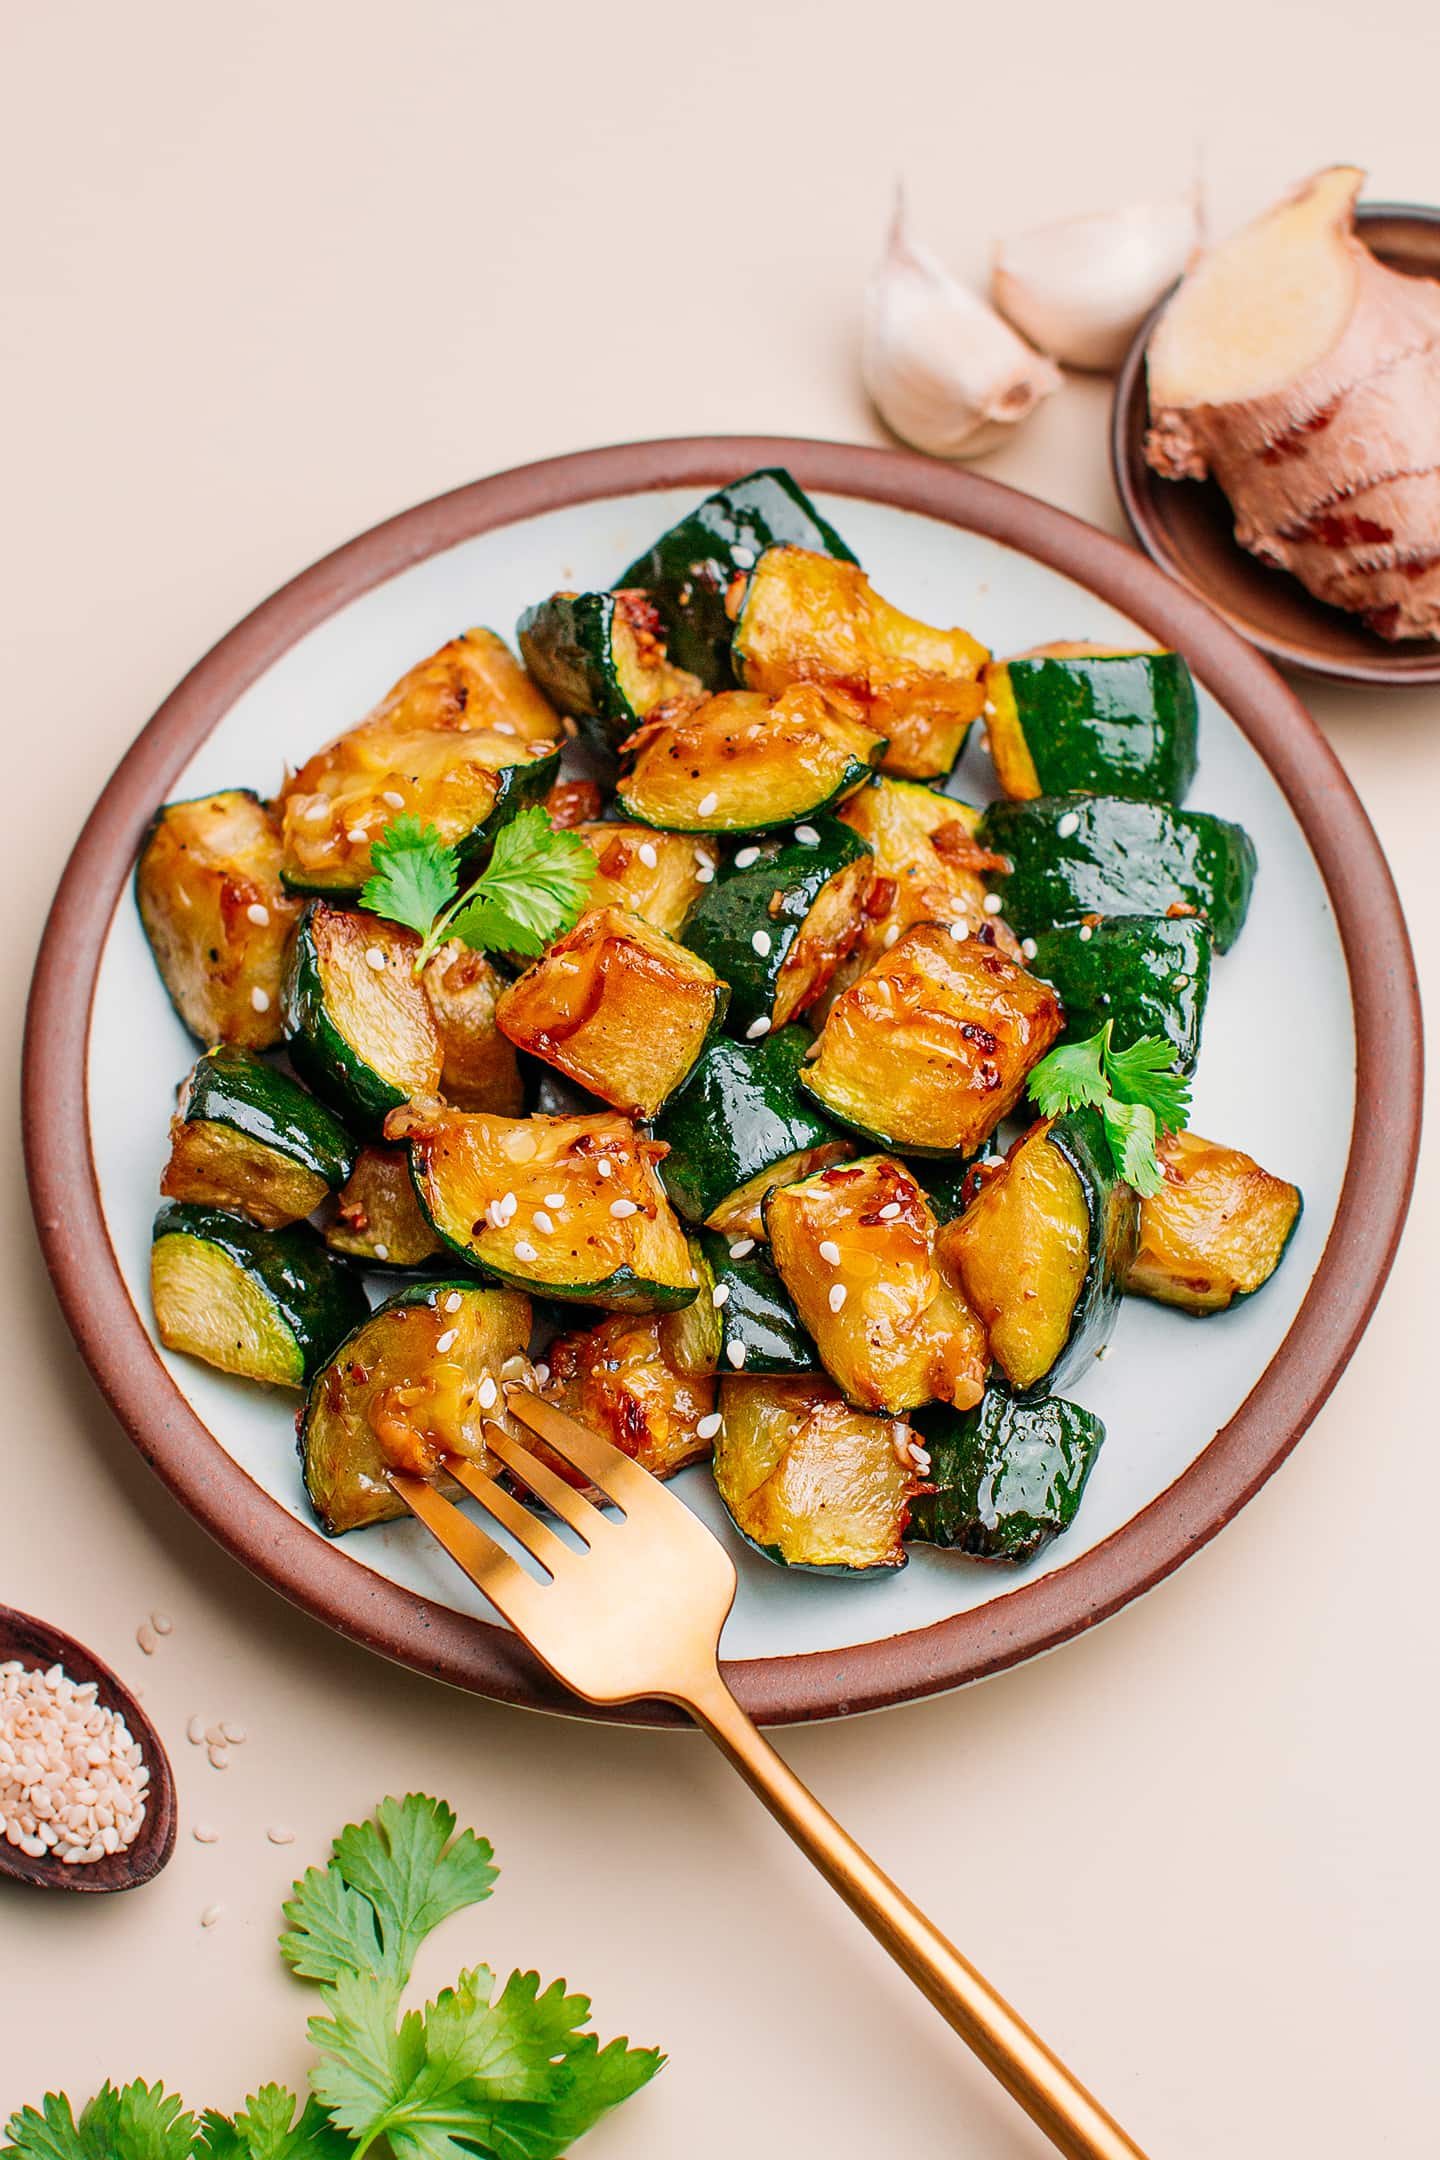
[1028,1021,1191,1196]
[361,809,595,972]
[3,1795,662,2160]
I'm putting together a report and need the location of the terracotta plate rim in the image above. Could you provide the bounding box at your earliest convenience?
[1111,202,1440,687]
[22,434,1424,1726]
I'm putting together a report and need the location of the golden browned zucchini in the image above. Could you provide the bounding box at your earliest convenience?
[387,1100,699,1309]
[324,1145,444,1269]
[494,907,726,1119]
[160,1047,353,1230]
[279,631,560,894]
[135,790,300,1049]
[422,939,525,1114]
[284,905,442,1129]
[538,1311,716,1484]
[731,547,989,779]
[714,1376,923,1574]
[1125,1130,1303,1314]
[572,823,719,936]
[766,1155,987,1414]
[615,685,885,832]
[803,923,1063,1156]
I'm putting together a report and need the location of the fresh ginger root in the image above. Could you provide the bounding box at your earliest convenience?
[1145,167,1440,640]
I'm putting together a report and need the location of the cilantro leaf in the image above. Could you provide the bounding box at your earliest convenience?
[280,1859,386,1989]
[447,807,595,961]
[1104,1031,1192,1132]
[1028,1021,1188,1191]
[462,2032,667,2160]
[1102,1099,1165,1197]
[196,2088,349,2159]
[360,815,459,944]
[1027,1031,1109,1119]
[4,2083,197,2160]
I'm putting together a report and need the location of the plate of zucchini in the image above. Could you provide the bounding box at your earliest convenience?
[25,439,1420,1724]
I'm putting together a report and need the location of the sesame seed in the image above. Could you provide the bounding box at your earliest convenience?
[434,1328,458,1354]
[246,903,270,926]
[533,1362,550,1387]
[512,1241,539,1263]
[193,1824,220,1844]
[200,1903,224,1929]
[745,1016,771,1040]
[346,826,369,844]
[828,1283,848,1313]
[819,1240,841,1265]
[135,1622,157,1656]
[609,1198,638,1218]
[544,1193,566,1210]
[948,919,968,941]
[250,987,270,1013]
[186,1716,205,1746]
[1021,937,1038,960]
[0,1661,152,1867]
[492,720,516,736]
[878,1201,902,1220]
[1173,972,1190,988]
[726,1339,748,1368]
[478,1376,498,1409]
[884,924,902,948]
[728,1238,756,1259]
[1079,924,1093,942]
[208,1744,230,1770]
[696,792,719,817]
[794,825,820,846]
[1056,810,1081,839]
[696,1412,723,1440]
[532,1210,555,1234]
[982,893,1003,915]
[373,1243,389,1260]
[596,1159,613,1178]
[734,846,761,868]
[204,1724,226,1746]
[364,947,387,971]
[751,930,772,956]
[303,799,329,822]
[731,544,756,569]
[711,1283,730,1308]
[695,865,715,884]
[382,790,406,809]
[637,842,659,868]
[443,1291,463,1313]
[266,1826,296,1845]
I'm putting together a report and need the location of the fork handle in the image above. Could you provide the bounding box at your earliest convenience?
[682,1667,1149,2160]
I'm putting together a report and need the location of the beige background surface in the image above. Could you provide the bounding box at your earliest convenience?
[4,3,1437,2151]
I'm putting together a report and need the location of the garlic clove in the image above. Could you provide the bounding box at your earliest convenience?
[992,196,1202,374]
[863,193,1062,460]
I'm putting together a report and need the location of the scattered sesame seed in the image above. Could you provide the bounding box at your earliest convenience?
[596,1159,613,1178]
[734,846,761,868]
[794,825,820,846]
[1021,937,1038,960]
[434,1328,459,1354]
[478,1376,498,1410]
[745,1016,772,1040]
[884,924,902,948]
[711,1283,730,1308]
[266,1825,296,1845]
[204,1724,226,1746]
[207,1745,230,1771]
[731,544,756,569]
[382,790,406,809]
[492,720,516,736]
[695,865,715,884]
[878,1201,902,1220]
[726,1339,748,1368]
[1056,811,1081,840]
[135,1622,157,1657]
[186,1716,205,1746]
[544,1192,566,1210]
[1173,972,1190,988]
[751,930,772,957]
[532,1362,550,1388]
[303,799,329,821]
[828,1283,848,1313]
[609,1198,638,1218]
[948,919,968,941]
[373,1243,389,1260]
[637,842,659,868]
[443,1291,463,1313]
[696,792,719,817]
[908,1442,932,1474]
[532,1210,555,1234]
[500,1354,530,1382]
[819,1240,841,1266]
[245,903,270,927]
[696,1412,723,1440]
[220,1724,246,1749]
[512,1241,539,1263]
[1079,924,1093,942]
[346,826,370,844]
[250,986,271,1013]
[192,1824,220,1844]
[982,893,1003,916]
[364,947,387,971]
[729,1238,756,1259]
[200,1903,224,1929]
[150,1612,173,1637]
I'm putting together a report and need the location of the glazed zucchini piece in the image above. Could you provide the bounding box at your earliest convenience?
[803,924,1064,1156]
[324,1145,444,1270]
[984,650,1199,803]
[135,790,301,1050]
[1125,1130,1302,1314]
[732,547,989,780]
[387,1100,699,1310]
[299,1280,533,1534]
[698,1229,817,1376]
[618,468,858,689]
[614,686,885,833]
[1027,914,1213,1075]
[279,631,561,895]
[160,1046,354,1229]
[765,1155,988,1414]
[908,1389,1106,1562]
[714,1376,923,1575]
[572,823,719,936]
[284,906,442,1131]
[421,940,525,1114]
[537,1312,716,1483]
[651,1025,851,1234]
[981,795,1257,952]
[681,820,873,1037]
[494,906,727,1120]
[151,1203,368,1389]
[517,589,703,752]
[937,1110,1137,1396]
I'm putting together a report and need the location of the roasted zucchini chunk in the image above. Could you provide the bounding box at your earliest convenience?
[151,1202,368,1389]
[803,924,1064,1156]
[614,686,885,834]
[324,1145,444,1270]
[573,823,719,936]
[681,819,873,1037]
[160,1046,354,1229]
[1028,913,1213,1075]
[714,1376,922,1575]
[279,631,561,895]
[766,1156,988,1414]
[494,906,726,1120]
[981,795,1257,953]
[387,1100,699,1310]
[517,589,703,752]
[299,1280,533,1534]
[732,547,989,780]
[537,1312,716,1483]
[135,790,300,1049]
[618,467,858,689]
[984,650,1198,803]
[908,1389,1106,1562]
[1124,1130,1302,1314]
[284,905,442,1131]
[698,1229,817,1376]
[937,1110,1137,1397]
[421,939,525,1114]
[651,1025,851,1235]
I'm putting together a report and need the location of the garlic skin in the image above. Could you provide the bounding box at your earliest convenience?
[992,197,1201,373]
[863,197,1062,460]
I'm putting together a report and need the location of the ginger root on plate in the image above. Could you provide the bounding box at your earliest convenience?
[1145,166,1440,640]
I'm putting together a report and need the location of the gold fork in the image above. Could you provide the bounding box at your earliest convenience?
[389,1388,1149,2160]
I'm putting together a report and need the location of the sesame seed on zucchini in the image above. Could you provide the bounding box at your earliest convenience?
[650,1024,852,1236]
[681,819,873,1038]
[614,685,885,834]
[572,823,719,936]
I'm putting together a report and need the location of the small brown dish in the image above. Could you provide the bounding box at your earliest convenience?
[0,1605,177,1893]
[1112,203,1440,687]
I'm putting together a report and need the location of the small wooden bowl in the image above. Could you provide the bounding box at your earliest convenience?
[1112,203,1440,687]
[0,1605,177,1893]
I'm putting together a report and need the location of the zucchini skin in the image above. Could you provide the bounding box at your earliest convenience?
[619,469,857,689]
[516,592,697,755]
[680,822,871,1035]
[981,794,1257,952]
[986,653,1198,802]
[181,1046,355,1186]
[151,1202,369,1384]
[1039,1109,1137,1393]
[908,1389,1106,1562]
[651,1024,844,1225]
[1027,914,1213,1075]
[698,1229,818,1375]
[282,906,425,1133]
